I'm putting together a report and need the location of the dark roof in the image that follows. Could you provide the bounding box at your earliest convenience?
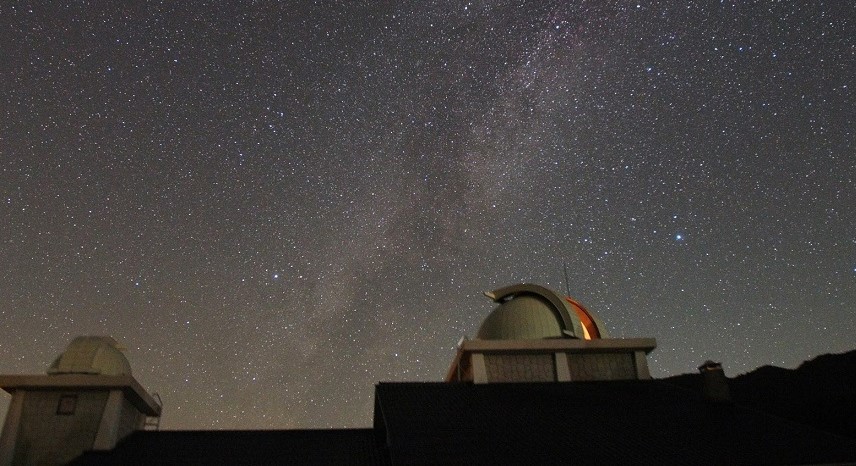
[70,428,389,466]
[73,379,856,465]
[374,381,856,465]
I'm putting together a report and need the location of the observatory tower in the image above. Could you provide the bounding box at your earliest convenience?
[446,283,656,383]
[0,336,160,465]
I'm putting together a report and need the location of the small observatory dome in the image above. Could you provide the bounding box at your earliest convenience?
[476,283,607,340]
[47,336,132,376]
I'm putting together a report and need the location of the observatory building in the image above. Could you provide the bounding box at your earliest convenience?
[446,283,655,383]
[0,337,160,465]
[2,284,856,465]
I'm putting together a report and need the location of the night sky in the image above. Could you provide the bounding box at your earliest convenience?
[1,1,853,429]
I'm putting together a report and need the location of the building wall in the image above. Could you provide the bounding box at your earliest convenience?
[484,354,555,382]
[13,391,108,465]
[566,353,636,381]
[479,352,638,383]
[116,394,145,440]
[448,338,656,383]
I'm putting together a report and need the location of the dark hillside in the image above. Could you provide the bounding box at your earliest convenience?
[663,350,856,439]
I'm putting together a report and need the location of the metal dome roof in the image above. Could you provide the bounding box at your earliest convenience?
[475,283,607,340]
[47,336,132,376]
[476,294,565,340]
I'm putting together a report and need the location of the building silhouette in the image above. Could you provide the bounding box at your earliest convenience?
[2,284,855,465]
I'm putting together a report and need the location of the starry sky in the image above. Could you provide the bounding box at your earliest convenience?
[1,1,854,430]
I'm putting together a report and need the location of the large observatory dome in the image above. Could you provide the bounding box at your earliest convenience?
[476,284,607,340]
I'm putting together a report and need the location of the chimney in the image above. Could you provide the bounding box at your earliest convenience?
[698,360,731,403]
[0,336,161,465]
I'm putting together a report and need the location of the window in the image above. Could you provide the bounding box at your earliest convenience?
[56,394,78,415]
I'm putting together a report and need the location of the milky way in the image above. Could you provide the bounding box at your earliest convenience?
[1,1,853,429]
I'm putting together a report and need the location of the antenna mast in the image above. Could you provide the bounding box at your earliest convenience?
[562,263,571,296]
